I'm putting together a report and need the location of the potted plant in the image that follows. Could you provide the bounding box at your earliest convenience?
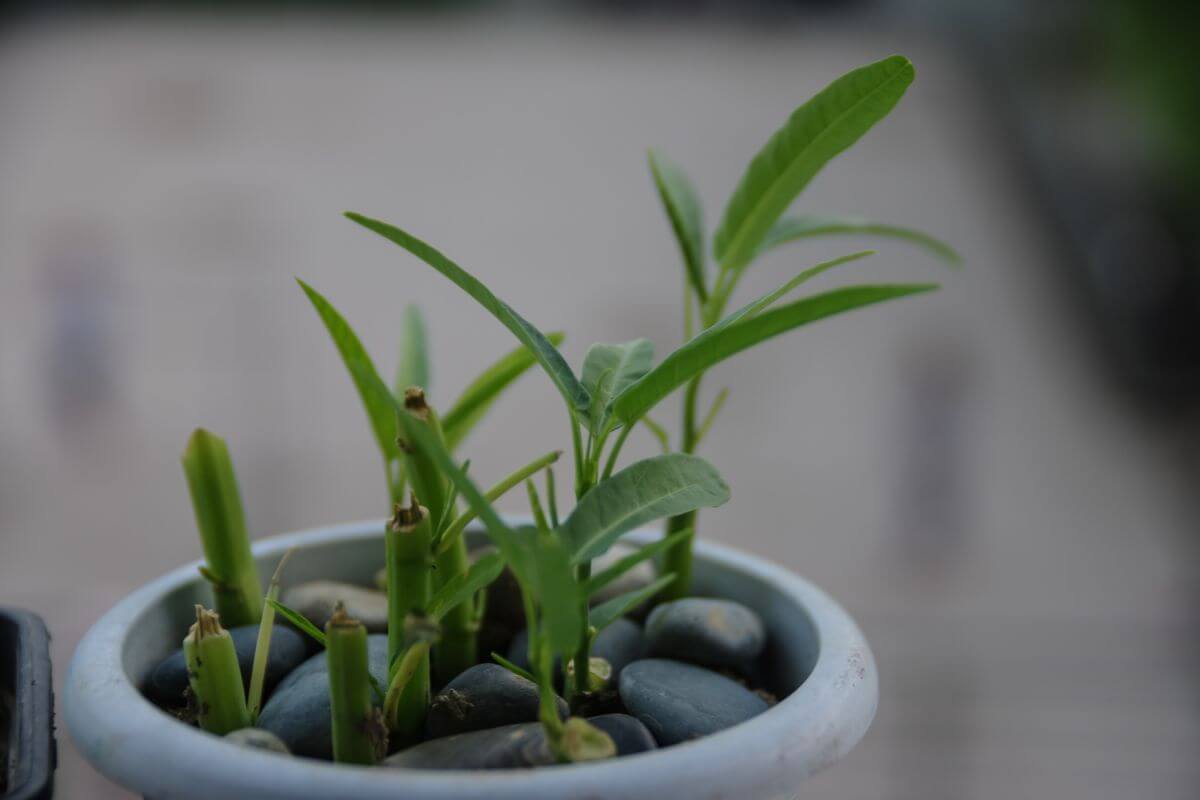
[1,607,54,800]
[65,54,956,799]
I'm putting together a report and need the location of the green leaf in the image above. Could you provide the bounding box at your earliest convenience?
[530,535,584,653]
[267,599,327,647]
[640,416,671,454]
[584,528,692,596]
[394,305,431,398]
[560,454,730,563]
[428,552,505,621]
[589,574,676,631]
[345,213,591,415]
[441,333,566,451]
[296,279,399,465]
[490,652,535,683]
[760,215,962,265]
[648,149,707,302]
[580,339,654,433]
[611,283,938,424]
[713,55,915,272]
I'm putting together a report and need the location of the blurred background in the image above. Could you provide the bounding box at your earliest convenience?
[2,0,1199,797]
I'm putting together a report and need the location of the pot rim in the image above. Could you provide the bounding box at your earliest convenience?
[65,519,877,800]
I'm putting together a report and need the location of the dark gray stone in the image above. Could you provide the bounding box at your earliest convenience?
[505,618,645,683]
[385,722,554,770]
[588,713,657,755]
[644,598,766,670]
[256,634,388,760]
[144,624,308,708]
[224,727,291,754]
[425,663,567,740]
[619,659,769,746]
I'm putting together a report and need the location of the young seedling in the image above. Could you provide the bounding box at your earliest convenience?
[246,548,293,722]
[184,605,251,735]
[298,278,565,685]
[326,605,387,765]
[182,429,263,627]
[384,496,433,743]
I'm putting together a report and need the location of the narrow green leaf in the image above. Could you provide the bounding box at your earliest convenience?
[297,279,399,465]
[394,305,431,398]
[580,339,654,433]
[713,55,915,272]
[760,215,962,265]
[268,599,327,647]
[427,552,505,621]
[716,250,874,331]
[694,387,729,446]
[612,283,938,424]
[490,652,535,683]
[442,333,566,451]
[648,149,707,302]
[345,213,590,414]
[560,454,730,564]
[585,528,692,596]
[589,575,676,631]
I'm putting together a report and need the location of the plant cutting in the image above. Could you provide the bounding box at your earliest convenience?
[65,54,957,798]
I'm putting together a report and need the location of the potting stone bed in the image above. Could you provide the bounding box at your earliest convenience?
[143,557,778,769]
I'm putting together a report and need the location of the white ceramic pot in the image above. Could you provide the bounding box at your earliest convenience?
[65,520,876,799]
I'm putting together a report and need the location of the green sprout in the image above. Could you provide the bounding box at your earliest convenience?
[182,429,263,627]
[246,548,293,722]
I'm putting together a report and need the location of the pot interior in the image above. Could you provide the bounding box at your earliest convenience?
[122,526,820,704]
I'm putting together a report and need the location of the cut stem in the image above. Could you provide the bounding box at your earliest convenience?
[327,606,385,765]
[182,429,263,627]
[247,548,293,722]
[184,605,251,735]
[386,498,433,742]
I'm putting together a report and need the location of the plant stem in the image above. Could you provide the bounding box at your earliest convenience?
[386,498,432,742]
[184,605,251,735]
[545,467,560,528]
[182,429,263,627]
[327,607,384,764]
[399,388,472,686]
[247,549,293,722]
[399,388,449,532]
[570,564,593,701]
[526,479,550,532]
[657,374,703,602]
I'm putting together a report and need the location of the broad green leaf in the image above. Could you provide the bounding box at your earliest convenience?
[589,574,676,631]
[713,55,915,272]
[297,279,399,465]
[267,599,327,647]
[442,333,566,451]
[612,283,938,424]
[345,213,591,415]
[584,528,692,596]
[648,149,707,302]
[560,454,730,563]
[394,305,430,398]
[530,534,583,653]
[427,552,505,621]
[760,215,961,265]
[580,339,654,433]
